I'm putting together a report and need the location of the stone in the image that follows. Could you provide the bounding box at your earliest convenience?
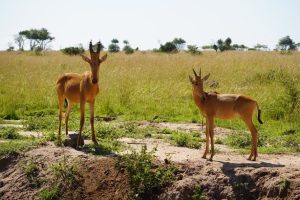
[64,133,84,148]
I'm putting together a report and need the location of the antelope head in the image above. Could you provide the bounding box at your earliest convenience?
[81,41,107,84]
[189,68,210,98]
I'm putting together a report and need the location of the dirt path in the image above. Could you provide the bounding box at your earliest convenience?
[118,137,300,168]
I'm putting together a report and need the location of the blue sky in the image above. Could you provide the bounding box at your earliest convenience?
[0,0,299,50]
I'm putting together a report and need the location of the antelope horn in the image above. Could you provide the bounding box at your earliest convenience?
[199,68,201,78]
[96,41,101,53]
[192,68,198,77]
[89,41,93,53]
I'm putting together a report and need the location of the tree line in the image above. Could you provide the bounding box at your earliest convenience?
[7,28,300,54]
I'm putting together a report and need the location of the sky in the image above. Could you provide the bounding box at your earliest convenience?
[0,0,299,50]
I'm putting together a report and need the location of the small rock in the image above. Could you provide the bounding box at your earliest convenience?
[64,133,84,148]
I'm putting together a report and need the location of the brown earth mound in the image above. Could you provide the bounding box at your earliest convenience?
[0,143,130,200]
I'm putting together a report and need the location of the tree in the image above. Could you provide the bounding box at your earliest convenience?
[187,45,201,55]
[159,42,177,52]
[212,44,218,52]
[277,36,297,51]
[122,40,134,54]
[19,28,54,51]
[123,40,129,45]
[14,33,25,51]
[254,44,268,50]
[37,28,54,50]
[224,37,232,50]
[172,38,186,51]
[108,38,120,52]
[217,39,225,52]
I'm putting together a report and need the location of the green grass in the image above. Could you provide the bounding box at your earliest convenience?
[117,146,176,199]
[0,51,299,153]
[39,158,80,200]
[23,158,40,187]
[170,131,203,149]
[0,139,46,159]
[0,127,23,139]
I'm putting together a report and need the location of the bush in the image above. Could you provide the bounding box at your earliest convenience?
[23,159,40,187]
[39,185,60,200]
[61,47,84,55]
[0,127,21,139]
[123,45,134,54]
[187,45,202,55]
[159,42,177,53]
[117,147,176,199]
[170,131,202,149]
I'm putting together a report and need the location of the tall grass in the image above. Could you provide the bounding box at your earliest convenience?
[0,51,299,133]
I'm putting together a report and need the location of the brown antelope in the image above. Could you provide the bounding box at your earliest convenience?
[189,69,263,161]
[56,41,107,148]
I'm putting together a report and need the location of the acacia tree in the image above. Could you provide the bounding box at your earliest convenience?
[212,44,218,52]
[172,38,186,51]
[254,44,268,50]
[277,36,297,51]
[217,39,225,52]
[224,37,232,50]
[108,38,120,52]
[19,28,54,51]
[122,40,134,54]
[159,42,177,52]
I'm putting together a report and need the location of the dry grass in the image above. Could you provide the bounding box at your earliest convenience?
[0,50,299,125]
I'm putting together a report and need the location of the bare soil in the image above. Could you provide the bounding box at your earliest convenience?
[1,121,300,199]
[0,143,130,200]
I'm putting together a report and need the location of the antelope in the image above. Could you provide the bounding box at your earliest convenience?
[189,69,263,161]
[56,41,107,148]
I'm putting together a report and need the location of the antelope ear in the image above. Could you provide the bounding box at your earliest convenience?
[81,55,91,64]
[100,54,107,62]
[202,73,210,81]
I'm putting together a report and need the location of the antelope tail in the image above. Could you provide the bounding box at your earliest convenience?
[256,103,263,124]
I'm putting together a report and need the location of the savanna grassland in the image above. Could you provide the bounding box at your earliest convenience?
[1,51,300,200]
[0,50,300,153]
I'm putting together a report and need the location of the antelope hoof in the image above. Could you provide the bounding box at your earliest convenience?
[202,155,207,159]
[251,157,256,161]
[208,157,213,161]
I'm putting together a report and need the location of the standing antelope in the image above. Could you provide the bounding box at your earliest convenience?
[189,69,263,161]
[56,41,107,148]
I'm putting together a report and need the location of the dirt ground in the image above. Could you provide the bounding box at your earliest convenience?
[0,143,130,200]
[0,122,300,199]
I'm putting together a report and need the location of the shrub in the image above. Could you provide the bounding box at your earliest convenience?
[117,147,176,199]
[187,45,202,55]
[23,159,40,187]
[224,131,251,148]
[170,131,202,149]
[159,42,177,53]
[39,185,60,200]
[0,127,21,139]
[123,45,134,54]
[61,47,84,55]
